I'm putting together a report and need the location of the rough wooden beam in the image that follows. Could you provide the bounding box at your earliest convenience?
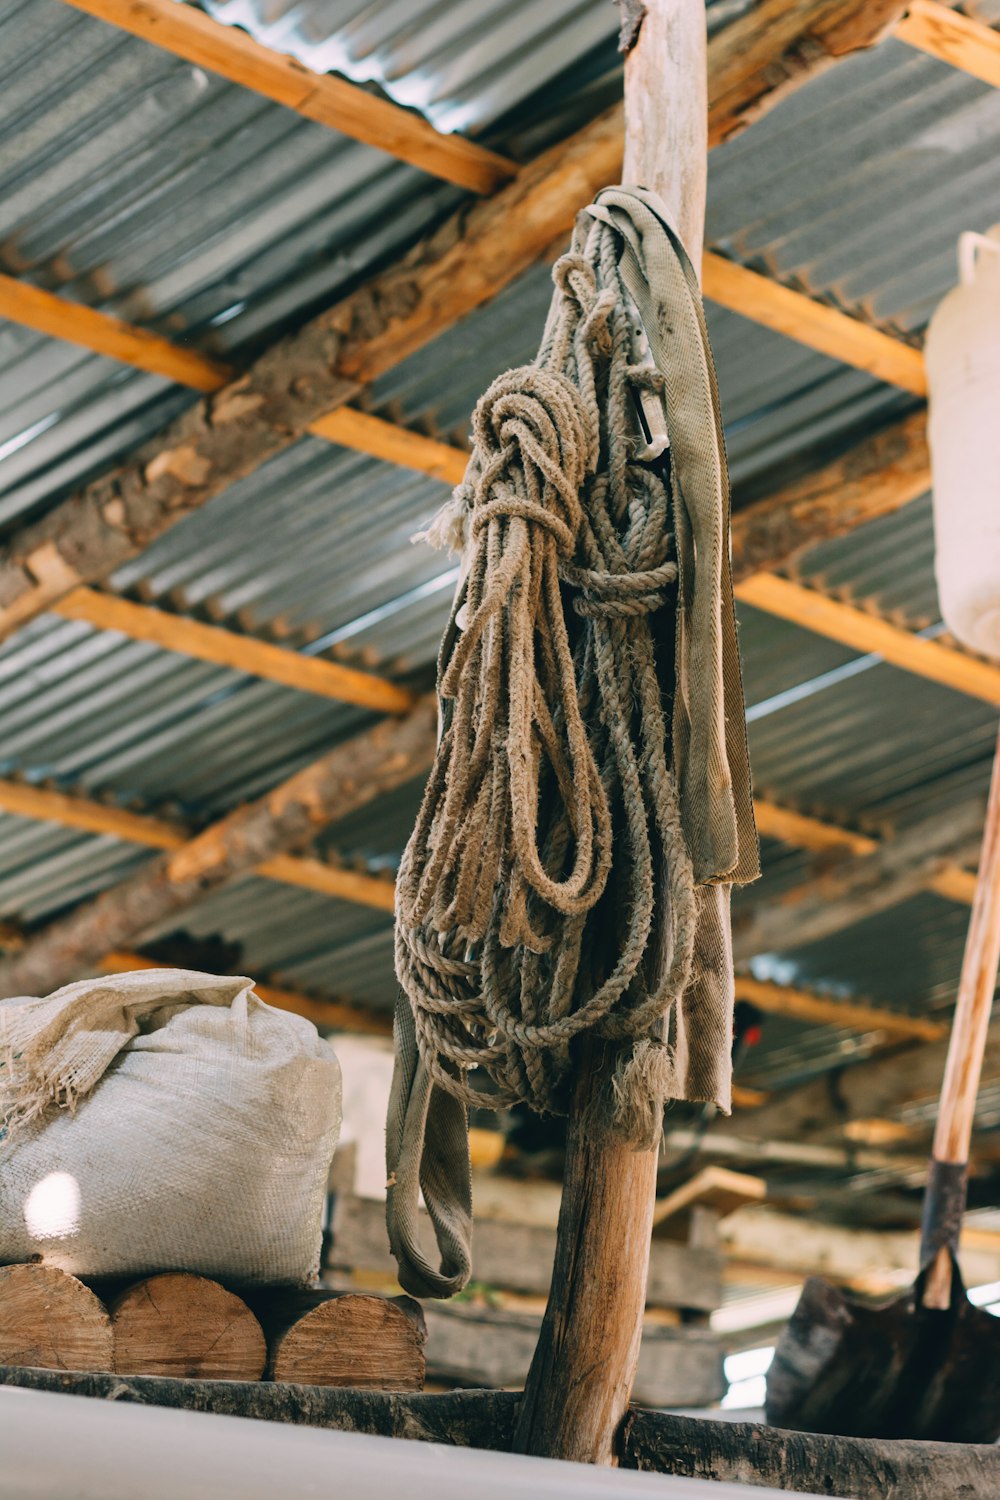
[735,793,988,965]
[53,587,414,714]
[0,103,625,644]
[0,696,435,998]
[734,974,948,1041]
[738,572,1000,706]
[98,950,393,1036]
[0,273,468,484]
[896,0,1000,88]
[731,408,930,582]
[0,777,397,912]
[60,0,516,195]
[706,0,908,145]
[702,252,926,394]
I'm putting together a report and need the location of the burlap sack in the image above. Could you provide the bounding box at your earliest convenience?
[0,968,342,1284]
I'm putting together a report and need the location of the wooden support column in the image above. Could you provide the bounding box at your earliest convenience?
[513,0,707,1466]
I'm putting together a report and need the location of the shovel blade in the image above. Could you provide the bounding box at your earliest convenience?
[765,1267,1000,1442]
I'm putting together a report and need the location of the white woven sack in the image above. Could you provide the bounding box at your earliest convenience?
[0,968,342,1284]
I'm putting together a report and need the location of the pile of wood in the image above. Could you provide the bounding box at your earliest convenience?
[0,1264,425,1389]
[327,1189,728,1406]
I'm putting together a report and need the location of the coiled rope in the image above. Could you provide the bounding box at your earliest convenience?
[386,188,758,1299]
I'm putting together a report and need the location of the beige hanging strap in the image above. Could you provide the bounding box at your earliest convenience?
[586,187,759,886]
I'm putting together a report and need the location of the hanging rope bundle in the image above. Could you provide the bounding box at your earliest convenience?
[386,188,759,1299]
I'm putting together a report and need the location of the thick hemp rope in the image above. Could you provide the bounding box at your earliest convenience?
[386,188,759,1300]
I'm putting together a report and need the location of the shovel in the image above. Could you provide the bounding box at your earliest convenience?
[765,721,1000,1443]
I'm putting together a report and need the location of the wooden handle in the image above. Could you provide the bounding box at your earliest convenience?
[933,721,1000,1165]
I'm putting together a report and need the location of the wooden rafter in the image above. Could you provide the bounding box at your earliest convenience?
[734,974,948,1042]
[896,0,1000,88]
[0,2,926,650]
[0,696,435,999]
[60,0,516,195]
[737,572,1000,706]
[0,777,396,913]
[53,587,414,715]
[99,949,392,1035]
[702,253,926,395]
[752,799,879,856]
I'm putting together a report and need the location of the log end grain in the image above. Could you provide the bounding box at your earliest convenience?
[268,1293,426,1390]
[0,1263,114,1372]
[111,1273,266,1382]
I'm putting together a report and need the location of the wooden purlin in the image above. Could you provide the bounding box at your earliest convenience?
[736,573,1000,707]
[0,777,397,912]
[896,0,1000,88]
[0,697,436,999]
[734,974,948,1043]
[53,588,414,715]
[60,0,516,195]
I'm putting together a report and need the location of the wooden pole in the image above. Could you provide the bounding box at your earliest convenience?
[513,0,707,1466]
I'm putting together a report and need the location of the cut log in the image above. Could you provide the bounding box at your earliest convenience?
[111,1274,266,1382]
[250,1290,425,1390]
[0,1264,113,1372]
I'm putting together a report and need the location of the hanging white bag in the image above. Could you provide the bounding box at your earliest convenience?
[926,226,1000,658]
[0,968,342,1284]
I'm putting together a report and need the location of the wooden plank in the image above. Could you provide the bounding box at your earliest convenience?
[328,1193,722,1314]
[309,408,467,486]
[422,1303,725,1408]
[0,696,436,999]
[703,252,926,394]
[753,798,879,856]
[0,273,229,391]
[896,0,1000,89]
[60,0,516,195]
[53,586,414,714]
[731,408,931,582]
[0,778,399,914]
[734,974,948,1042]
[98,950,392,1037]
[652,1167,767,1240]
[737,572,1000,706]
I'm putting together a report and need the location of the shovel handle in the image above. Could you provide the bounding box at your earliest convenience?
[920,721,1000,1299]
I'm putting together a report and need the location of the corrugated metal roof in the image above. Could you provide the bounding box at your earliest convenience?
[1,2,999,1180]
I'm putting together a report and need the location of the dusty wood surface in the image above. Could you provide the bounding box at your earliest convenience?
[423,1303,724,1408]
[0,1365,518,1442]
[0,1265,113,1373]
[0,696,435,999]
[623,1408,1000,1498]
[731,408,930,581]
[111,1274,266,1382]
[706,0,908,146]
[328,1192,721,1312]
[1,1369,998,1498]
[249,1290,425,1390]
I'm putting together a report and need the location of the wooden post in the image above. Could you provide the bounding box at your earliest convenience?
[513,0,708,1465]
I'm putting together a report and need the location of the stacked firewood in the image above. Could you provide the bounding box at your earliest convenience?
[0,1264,425,1388]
